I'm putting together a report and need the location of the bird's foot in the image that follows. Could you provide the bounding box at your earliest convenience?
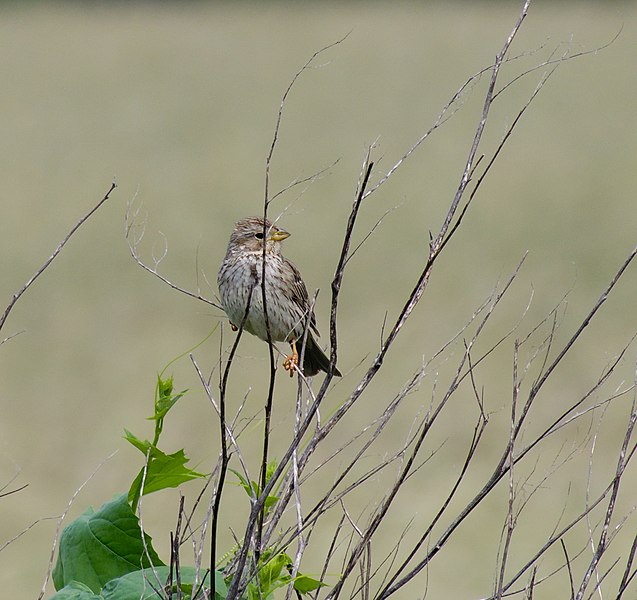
[283,353,298,378]
[283,341,299,378]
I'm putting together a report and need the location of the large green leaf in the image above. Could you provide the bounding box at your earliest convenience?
[49,567,227,600]
[52,494,164,593]
[101,566,226,599]
[48,581,101,600]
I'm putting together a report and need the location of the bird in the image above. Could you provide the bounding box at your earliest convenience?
[217,216,341,378]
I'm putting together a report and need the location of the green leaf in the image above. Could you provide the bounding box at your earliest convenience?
[293,574,327,594]
[229,469,252,494]
[48,581,102,599]
[260,552,289,589]
[229,469,279,517]
[123,429,151,455]
[246,552,292,599]
[101,566,226,599]
[127,447,206,506]
[52,494,164,593]
[263,492,279,512]
[157,374,173,399]
[152,375,187,421]
[264,460,278,486]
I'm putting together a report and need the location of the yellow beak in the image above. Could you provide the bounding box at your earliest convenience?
[269,229,290,242]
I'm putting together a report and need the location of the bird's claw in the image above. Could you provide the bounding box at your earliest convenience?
[283,344,299,378]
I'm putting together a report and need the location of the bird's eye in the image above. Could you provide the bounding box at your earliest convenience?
[255,232,264,240]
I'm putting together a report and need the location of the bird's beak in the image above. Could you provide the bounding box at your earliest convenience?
[269,229,290,242]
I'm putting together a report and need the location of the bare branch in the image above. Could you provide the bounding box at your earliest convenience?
[124,192,222,310]
[264,34,350,208]
[1,181,116,336]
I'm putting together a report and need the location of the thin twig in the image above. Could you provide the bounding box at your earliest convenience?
[37,450,118,600]
[212,286,255,597]
[124,193,222,310]
[1,181,117,335]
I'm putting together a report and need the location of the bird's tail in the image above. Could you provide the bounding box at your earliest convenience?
[302,334,341,377]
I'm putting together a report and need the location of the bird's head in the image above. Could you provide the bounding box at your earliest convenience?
[230,216,290,254]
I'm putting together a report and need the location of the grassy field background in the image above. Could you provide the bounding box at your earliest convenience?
[1,1,636,598]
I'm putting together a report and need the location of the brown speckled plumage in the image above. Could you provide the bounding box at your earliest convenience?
[217,217,340,377]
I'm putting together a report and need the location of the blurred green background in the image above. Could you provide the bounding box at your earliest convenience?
[1,1,636,598]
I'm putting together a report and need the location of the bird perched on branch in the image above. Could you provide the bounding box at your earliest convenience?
[218,216,341,378]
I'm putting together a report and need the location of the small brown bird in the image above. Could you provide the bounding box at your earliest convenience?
[217,216,340,378]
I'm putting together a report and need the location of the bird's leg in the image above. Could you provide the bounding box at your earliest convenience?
[283,338,299,377]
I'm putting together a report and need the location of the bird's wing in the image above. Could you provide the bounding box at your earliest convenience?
[284,258,320,336]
